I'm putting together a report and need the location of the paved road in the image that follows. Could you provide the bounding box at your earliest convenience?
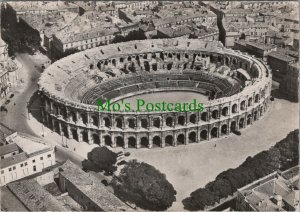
[0,53,41,136]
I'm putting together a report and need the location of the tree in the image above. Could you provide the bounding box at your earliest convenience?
[111,160,176,210]
[82,147,118,174]
[182,188,218,210]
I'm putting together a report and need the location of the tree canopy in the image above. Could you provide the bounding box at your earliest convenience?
[111,160,177,210]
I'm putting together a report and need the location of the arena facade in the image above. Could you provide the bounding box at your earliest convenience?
[38,39,272,149]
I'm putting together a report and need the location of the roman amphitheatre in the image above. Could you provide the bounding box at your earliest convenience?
[38,38,272,149]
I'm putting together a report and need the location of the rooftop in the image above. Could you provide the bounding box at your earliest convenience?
[59,160,130,211]
[0,143,19,157]
[8,1,79,12]
[0,152,28,169]
[268,51,296,62]
[7,179,67,211]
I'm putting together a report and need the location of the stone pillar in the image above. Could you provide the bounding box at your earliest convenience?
[76,111,79,124]
[67,125,72,139]
[124,136,128,149]
[88,130,93,145]
[184,131,188,145]
[77,129,82,142]
[112,135,116,148]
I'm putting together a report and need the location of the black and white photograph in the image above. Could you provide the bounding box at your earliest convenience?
[0,0,299,211]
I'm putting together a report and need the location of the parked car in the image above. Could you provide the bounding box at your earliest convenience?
[233,130,242,136]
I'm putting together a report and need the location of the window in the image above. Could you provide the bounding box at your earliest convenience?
[9,168,12,172]
[33,166,36,172]
[13,166,16,170]
[1,170,4,174]
[40,157,43,160]
[32,159,35,163]
[12,152,16,155]
[24,162,27,166]
[20,164,23,167]
[47,154,51,158]
[1,156,4,159]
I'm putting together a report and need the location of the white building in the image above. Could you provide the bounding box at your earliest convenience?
[0,133,55,186]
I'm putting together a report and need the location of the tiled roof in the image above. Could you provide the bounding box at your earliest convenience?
[0,143,19,156]
[0,152,28,169]
[0,123,15,143]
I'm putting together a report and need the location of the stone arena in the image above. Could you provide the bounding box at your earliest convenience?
[38,39,272,149]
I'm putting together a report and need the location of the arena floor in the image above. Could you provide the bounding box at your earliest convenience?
[115,91,209,110]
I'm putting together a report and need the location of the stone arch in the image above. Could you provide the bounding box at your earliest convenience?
[152,136,161,148]
[81,131,88,143]
[152,63,157,71]
[153,118,160,128]
[248,97,253,106]
[61,125,69,138]
[81,114,88,125]
[221,124,228,135]
[116,136,124,147]
[168,53,172,58]
[115,117,123,129]
[247,114,252,125]
[71,129,78,141]
[212,110,219,119]
[230,121,237,132]
[165,135,173,146]
[211,127,219,138]
[201,112,208,121]
[200,130,208,141]
[160,52,164,60]
[239,118,245,129]
[254,111,258,121]
[189,131,196,143]
[177,134,185,145]
[189,114,197,124]
[166,117,173,127]
[178,116,185,126]
[232,104,238,113]
[128,136,136,148]
[103,117,111,128]
[127,118,136,129]
[54,121,60,134]
[255,94,260,103]
[91,116,98,127]
[222,107,229,116]
[104,135,112,146]
[167,63,172,70]
[92,134,100,145]
[141,118,148,129]
[140,137,149,148]
[240,100,246,110]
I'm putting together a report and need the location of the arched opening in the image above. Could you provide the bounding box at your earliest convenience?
[62,126,69,138]
[92,134,100,145]
[152,63,157,71]
[177,54,180,60]
[152,136,161,148]
[211,127,218,138]
[153,118,160,128]
[222,107,228,116]
[230,121,237,132]
[160,52,164,60]
[200,130,208,141]
[144,61,150,72]
[61,108,67,119]
[247,114,252,125]
[168,53,172,58]
[248,98,252,107]
[189,114,197,124]
[167,63,172,70]
[232,104,238,113]
[81,114,88,125]
[239,118,245,129]
[189,131,196,143]
[103,117,111,128]
[140,137,149,148]
[166,117,173,127]
[240,33,246,40]
[177,134,185,145]
[221,125,228,135]
[72,129,78,141]
[212,110,219,119]
[116,136,124,147]
[128,137,136,148]
[115,118,123,129]
[70,112,76,122]
[254,111,258,121]
[82,131,89,143]
[255,94,259,103]
[240,101,246,110]
[141,118,148,129]
[54,121,60,134]
[104,135,112,146]
[201,112,208,121]
[91,116,98,126]
[127,118,136,129]
[165,135,173,146]
[178,116,185,126]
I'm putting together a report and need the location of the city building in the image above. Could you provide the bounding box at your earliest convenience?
[0,68,10,106]
[234,41,277,59]
[0,36,8,61]
[280,62,299,102]
[267,51,296,81]
[58,160,131,211]
[236,167,299,211]
[0,132,55,186]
